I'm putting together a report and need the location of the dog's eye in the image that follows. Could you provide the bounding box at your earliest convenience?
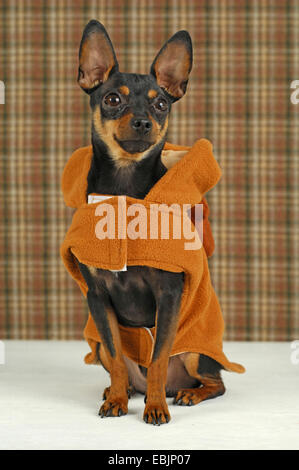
[104,93,121,107]
[154,98,168,112]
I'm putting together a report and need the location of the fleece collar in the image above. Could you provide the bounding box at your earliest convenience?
[61,139,222,209]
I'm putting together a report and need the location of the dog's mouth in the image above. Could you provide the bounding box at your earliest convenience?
[114,136,153,154]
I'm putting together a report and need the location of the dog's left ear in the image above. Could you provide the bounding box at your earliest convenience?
[150,30,193,102]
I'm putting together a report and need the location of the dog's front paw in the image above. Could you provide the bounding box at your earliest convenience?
[102,385,135,401]
[99,396,128,418]
[143,401,170,425]
[102,386,111,400]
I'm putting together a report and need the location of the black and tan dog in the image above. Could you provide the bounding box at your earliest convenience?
[76,20,225,425]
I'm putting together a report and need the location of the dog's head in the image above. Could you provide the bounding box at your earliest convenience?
[78,20,192,166]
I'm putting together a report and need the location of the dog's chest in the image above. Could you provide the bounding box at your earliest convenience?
[95,266,157,328]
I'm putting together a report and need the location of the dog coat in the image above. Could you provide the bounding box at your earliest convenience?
[60,139,245,373]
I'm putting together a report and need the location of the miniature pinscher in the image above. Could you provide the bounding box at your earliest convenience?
[76,20,225,425]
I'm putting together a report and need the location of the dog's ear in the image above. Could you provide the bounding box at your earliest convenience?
[78,20,119,93]
[150,31,193,102]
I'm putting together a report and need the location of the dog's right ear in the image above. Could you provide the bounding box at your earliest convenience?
[77,20,119,94]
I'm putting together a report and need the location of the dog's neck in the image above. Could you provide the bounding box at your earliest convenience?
[87,134,167,199]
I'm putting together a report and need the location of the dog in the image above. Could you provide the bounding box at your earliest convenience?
[75,20,225,425]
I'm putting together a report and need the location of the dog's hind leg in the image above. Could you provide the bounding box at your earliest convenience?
[173,353,225,406]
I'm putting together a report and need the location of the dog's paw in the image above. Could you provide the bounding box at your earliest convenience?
[173,388,197,406]
[102,386,111,401]
[173,383,225,406]
[102,385,135,401]
[127,385,135,399]
[143,401,170,425]
[99,397,128,418]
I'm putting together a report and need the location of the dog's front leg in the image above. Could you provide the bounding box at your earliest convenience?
[144,274,184,425]
[87,290,129,417]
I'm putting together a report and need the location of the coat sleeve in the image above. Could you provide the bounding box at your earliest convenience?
[201,197,215,258]
[190,197,215,258]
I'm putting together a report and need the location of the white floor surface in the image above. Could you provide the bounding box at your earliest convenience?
[0,340,298,450]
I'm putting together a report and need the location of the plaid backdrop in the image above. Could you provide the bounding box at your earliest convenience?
[0,0,298,341]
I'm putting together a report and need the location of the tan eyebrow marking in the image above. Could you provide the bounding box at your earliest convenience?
[118,85,130,95]
[148,89,158,99]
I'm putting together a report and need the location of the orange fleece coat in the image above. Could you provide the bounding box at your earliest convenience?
[60,139,245,373]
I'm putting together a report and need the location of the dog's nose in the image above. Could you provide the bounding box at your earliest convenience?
[131,117,152,135]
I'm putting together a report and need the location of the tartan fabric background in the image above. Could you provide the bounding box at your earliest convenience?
[0,0,298,341]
